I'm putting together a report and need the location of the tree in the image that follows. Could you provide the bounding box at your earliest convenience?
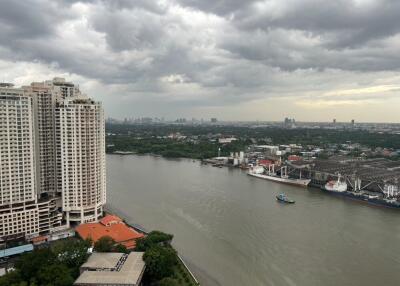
[143,245,178,281]
[0,270,23,286]
[158,277,179,286]
[36,264,74,286]
[0,239,91,285]
[135,230,173,251]
[14,248,56,281]
[114,243,129,253]
[52,238,90,277]
[94,236,116,252]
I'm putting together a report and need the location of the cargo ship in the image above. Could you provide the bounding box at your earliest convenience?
[248,165,311,187]
[321,175,400,209]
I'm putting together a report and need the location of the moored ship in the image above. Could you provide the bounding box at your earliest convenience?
[321,175,400,209]
[248,165,311,187]
[322,174,348,192]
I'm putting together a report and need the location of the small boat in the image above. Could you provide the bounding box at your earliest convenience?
[276,193,295,204]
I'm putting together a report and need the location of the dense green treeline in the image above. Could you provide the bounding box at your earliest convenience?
[0,239,90,286]
[106,124,400,150]
[0,231,194,286]
[107,136,250,159]
[136,231,198,286]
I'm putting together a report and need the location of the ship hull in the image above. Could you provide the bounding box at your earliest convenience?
[321,188,400,209]
[248,173,311,187]
[276,197,295,204]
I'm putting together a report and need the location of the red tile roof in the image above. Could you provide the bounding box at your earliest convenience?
[100,214,122,226]
[76,215,144,249]
[31,235,47,243]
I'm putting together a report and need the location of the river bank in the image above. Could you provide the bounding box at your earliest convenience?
[107,154,400,286]
[104,204,206,286]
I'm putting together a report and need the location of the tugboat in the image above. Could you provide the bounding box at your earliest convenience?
[276,193,295,204]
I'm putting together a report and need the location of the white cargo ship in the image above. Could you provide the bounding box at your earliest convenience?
[323,174,348,192]
[247,165,311,187]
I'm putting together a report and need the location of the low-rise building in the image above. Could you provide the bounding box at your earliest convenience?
[75,215,144,249]
[74,252,145,286]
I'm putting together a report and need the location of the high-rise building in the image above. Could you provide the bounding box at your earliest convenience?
[0,84,39,240]
[25,82,57,197]
[0,78,106,242]
[55,97,106,225]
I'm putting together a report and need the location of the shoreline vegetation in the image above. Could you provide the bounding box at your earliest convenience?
[106,124,400,160]
[104,206,200,286]
[0,211,200,286]
[106,137,248,160]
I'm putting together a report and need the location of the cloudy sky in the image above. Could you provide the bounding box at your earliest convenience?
[1,0,400,122]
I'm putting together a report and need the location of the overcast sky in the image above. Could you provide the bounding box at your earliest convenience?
[1,0,400,122]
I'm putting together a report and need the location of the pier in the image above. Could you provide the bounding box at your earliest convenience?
[289,157,400,194]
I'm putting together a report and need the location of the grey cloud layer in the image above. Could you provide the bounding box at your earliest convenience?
[0,0,400,115]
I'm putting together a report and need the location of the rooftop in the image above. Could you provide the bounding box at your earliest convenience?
[100,214,122,226]
[75,215,144,249]
[74,252,145,286]
[81,252,123,269]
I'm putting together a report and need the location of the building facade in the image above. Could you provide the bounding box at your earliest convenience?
[0,78,106,242]
[0,84,39,240]
[26,82,57,197]
[56,97,106,225]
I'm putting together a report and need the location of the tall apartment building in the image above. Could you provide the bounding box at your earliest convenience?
[0,78,106,242]
[26,82,57,197]
[0,84,39,240]
[55,97,106,225]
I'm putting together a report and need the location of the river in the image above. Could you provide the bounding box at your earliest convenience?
[106,155,400,286]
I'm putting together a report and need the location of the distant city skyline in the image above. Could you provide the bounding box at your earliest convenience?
[1,1,400,122]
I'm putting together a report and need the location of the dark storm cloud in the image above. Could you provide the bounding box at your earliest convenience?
[176,0,259,15]
[234,0,400,49]
[0,0,73,39]
[1,0,400,118]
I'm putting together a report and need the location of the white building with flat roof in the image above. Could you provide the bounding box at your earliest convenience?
[74,252,145,286]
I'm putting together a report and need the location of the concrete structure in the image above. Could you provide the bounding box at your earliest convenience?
[0,84,40,240]
[218,137,237,144]
[255,145,279,156]
[26,82,57,197]
[27,78,106,226]
[56,97,106,225]
[0,78,106,241]
[0,244,34,259]
[74,252,145,286]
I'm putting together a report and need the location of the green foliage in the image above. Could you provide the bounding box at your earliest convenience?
[143,245,178,281]
[51,238,91,277]
[0,270,24,286]
[15,248,56,282]
[0,239,90,286]
[106,123,400,157]
[114,243,129,254]
[93,236,129,253]
[93,236,115,252]
[36,264,74,286]
[158,277,180,286]
[135,230,173,251]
